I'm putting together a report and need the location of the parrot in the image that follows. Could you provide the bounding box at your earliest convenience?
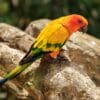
[0,14,88,85]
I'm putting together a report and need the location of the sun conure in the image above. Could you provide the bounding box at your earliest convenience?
[0,14,88,85]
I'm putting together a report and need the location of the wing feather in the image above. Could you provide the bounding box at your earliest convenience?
[33,17,69,52]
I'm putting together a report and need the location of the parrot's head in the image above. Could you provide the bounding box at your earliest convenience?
[62,14,88,35]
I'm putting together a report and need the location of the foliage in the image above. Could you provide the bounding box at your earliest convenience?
[0,0,100,38]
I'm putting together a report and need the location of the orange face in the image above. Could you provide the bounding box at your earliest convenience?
[62,14,88,35]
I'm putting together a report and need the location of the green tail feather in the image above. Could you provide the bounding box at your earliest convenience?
[0,64,31,85]
[0,50,43,85]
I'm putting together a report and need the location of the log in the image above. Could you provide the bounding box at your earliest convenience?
[0,20,100,100]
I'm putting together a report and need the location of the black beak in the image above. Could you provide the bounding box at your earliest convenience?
[79,25,88,33]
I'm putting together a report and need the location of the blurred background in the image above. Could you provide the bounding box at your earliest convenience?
[0,0,100,38]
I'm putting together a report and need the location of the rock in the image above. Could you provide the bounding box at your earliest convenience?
[34,54,100,100]
[25,19,50,38]
[66,32,100,86]
[0,43,24,71]
[0,23,34,52]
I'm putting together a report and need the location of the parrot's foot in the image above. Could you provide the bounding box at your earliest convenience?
[57,55,68,61]
[49,50,71,62]
[57,52,71,62]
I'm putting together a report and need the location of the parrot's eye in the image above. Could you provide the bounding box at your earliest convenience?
[78,19,83,24]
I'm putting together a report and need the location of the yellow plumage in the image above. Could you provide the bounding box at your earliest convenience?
[34,16,69,52]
